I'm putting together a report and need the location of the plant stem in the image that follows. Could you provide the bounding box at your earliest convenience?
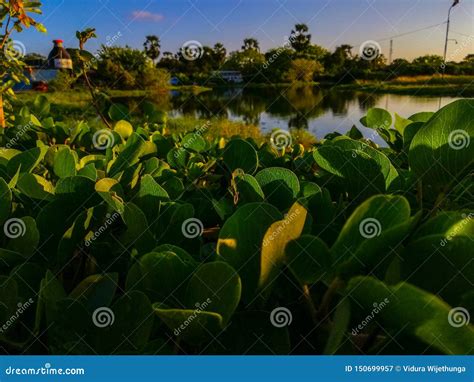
[82,64,112,129]
[302,284,318,324]
[318,277,344,321]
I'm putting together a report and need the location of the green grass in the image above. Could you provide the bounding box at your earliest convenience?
[338,75,474,97]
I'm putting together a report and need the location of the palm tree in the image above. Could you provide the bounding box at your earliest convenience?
[290,24,311,52]
[143,35,161,65]
[242,38,260,52]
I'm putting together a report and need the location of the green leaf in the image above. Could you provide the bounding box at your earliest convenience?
[7,146,47,176]
[6,216,39,257]
[186,262,241,324]
[120,203,154,253]
[324,299,351,354]
[53,147,77,178]
[95,178,125,214]
[108,103,129,121]
[16,173,54,201]
[260,202,308,289]
[331,195,412,278]
[347,277,474,355]
[33,95,50,117]
[233,172,264,205]
[182,132,207,153]
[126,251,196,303]
[394,113,412,135]
[255,167,300,210]
[0,178,12,225]
[362,108,392,129]
[285,234,331,284]
[134,174,169,221]
[69,273,118,311]
[153,306,223,344]
[408,111,434,122]
[401,236,473,306]
[314,146,385,199]
[409,99,473,187]
[217,202,282,300]
[108,133,146,177]
[223,138,258,174]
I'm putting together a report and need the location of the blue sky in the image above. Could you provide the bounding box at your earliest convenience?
[19,0,474,62]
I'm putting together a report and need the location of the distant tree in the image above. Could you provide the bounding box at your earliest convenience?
[143,35,161,65]
[264,47,294,82]
[213,43,227,67]
[325,44,354,76]
[463,54,474,63]
[23,52,46,67]
[285,58,323,82]
[411,55,444,75]
[388,58,410,76]
[97,45,167,89]
[242,38,260,52]
[226,49,265,76]
[290,24,311,52]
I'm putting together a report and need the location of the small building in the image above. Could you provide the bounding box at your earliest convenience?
[213,70,243,83]
[47,39,73,69]
[14,39,72,91]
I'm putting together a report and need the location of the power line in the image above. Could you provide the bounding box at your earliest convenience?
[378,22,447,42]
[450,30,474,38]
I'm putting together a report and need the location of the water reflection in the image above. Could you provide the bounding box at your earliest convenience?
[146,86,459,139]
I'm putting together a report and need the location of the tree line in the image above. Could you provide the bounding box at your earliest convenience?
[24,23,474,88]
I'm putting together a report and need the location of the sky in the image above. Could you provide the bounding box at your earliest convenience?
[18,0,474,62]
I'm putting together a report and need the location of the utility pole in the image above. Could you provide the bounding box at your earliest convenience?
[389,39,393,64]
[443,0,460,70]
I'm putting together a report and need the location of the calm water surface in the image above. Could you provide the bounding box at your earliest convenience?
[150,86,459,144]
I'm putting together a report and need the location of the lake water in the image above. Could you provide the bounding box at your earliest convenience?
[164,86,460,144]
